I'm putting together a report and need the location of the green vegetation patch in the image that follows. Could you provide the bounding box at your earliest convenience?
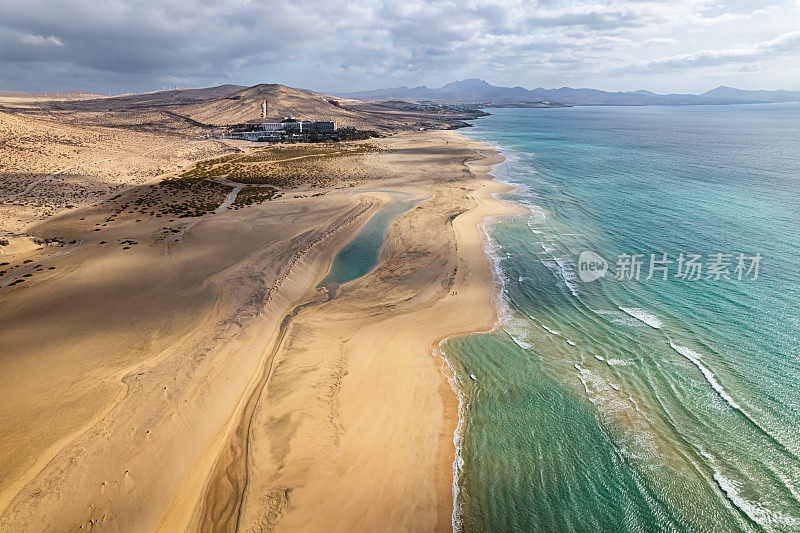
[140,179,231,217]
[163,143,380,188]
[232,186,281,208]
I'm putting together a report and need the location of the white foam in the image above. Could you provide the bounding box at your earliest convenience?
[619,307,663,329]
[606,358,632,367]
[629,397,641,412]
[552,255,579,296]
[500,312,537,354]
[574,363,598,404]
[528,206,547,227]
[714,473,800,530]
[509,335,532,350]
[480,218,540,354]
[434,339,467,533]
[574,363,627,409]
[670,343,741,411]
[479,226,509,299]
[592,309,640,325]
[538,245,579,297]
[541,323,561,336]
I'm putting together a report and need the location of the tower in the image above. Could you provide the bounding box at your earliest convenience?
[261,99,267,120]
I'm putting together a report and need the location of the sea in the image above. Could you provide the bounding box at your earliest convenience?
[447,104,800,532]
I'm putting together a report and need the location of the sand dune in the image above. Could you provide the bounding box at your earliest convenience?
[0,127,511,531]
[0,106,239,234]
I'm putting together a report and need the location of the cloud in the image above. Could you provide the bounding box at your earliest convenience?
[0,0,797,93]
[644,37,678,45]
[19,33,63,47]
[623,31,800,72]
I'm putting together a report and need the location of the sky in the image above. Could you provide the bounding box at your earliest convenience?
[1,0,799,95]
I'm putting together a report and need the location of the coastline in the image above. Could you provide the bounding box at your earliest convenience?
[433,135,522,532]
[202,130,516,532]
[0,129,515,531]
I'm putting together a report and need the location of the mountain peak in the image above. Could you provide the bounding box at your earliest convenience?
[441,78,493,90]
[702,85,740,96]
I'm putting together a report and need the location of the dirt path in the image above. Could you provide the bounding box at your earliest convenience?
[217,185,243,212]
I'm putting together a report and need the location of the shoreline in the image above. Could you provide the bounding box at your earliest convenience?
[196,130,517,531]
[433,135,520,531]
[0,129,516,530]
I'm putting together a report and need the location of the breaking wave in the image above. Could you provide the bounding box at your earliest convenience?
[619,307,663,329]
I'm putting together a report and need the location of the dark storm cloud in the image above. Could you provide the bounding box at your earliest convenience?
[0,0,341,89]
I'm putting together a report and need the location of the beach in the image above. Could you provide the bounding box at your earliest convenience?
[0,129,513,530]
[441,106,800,531]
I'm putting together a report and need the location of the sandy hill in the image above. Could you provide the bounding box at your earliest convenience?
[95,85,247,109]
[177,84,371,127]
[0,83,485,134]
[176,84,488,131]
[0,84,405,131]
[0,85,245,113]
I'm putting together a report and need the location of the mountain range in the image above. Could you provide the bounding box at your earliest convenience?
[336,79,800,106]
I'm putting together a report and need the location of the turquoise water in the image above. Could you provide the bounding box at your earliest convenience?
[319,193,416,290]
[449,105,800,532]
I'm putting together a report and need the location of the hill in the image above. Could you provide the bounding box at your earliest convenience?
[177,84,368,126]
[701,86,800,103]
[0,84,484,132]
[176,84,490,130]
[337,79,800,106]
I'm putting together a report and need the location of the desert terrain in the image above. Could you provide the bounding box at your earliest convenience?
[0,86,511,531]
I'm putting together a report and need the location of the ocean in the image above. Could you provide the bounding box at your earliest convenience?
[448,105,800,532]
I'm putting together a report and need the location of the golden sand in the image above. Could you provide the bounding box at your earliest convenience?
[0,130,512,531]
